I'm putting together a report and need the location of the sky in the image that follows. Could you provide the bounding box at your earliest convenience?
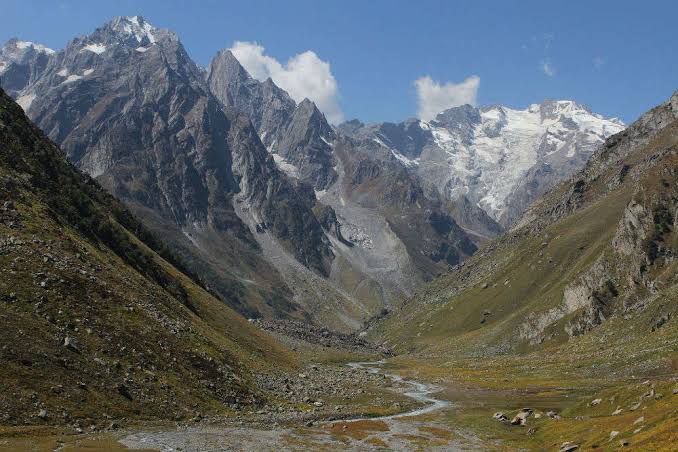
[2,0,677,124]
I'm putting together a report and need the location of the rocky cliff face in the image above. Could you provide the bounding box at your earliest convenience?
[2,16,333,320]
[208,50,337,191]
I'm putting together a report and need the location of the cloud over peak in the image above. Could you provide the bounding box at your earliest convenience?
[414,75,480,121]
[229,41,344,124]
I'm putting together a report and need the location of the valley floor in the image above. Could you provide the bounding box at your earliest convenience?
[2,321,676,451]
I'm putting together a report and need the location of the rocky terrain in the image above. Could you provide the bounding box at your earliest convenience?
[375,89,677,356]
[0,17,337,324]
[251,318,392,356]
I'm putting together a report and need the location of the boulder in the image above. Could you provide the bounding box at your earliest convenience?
[493,412,508,422]
[559,441,579,452]
[511,408,532,425]
[63,336,80,353]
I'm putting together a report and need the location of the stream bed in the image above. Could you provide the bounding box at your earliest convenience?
[120,361,479,451]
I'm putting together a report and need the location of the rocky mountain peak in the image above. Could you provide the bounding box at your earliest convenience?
[431,103,481,129]
[209,49,250,82]
[67,15,178,58]
[106,15,166,46]
[336,119,364,135]
[294,99,333,135]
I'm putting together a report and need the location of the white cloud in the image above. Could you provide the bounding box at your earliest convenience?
[414,75,480,121]
[540,33,557,77]
[593,56,605,70]
[229,41,344,124]
[541,61,556,76]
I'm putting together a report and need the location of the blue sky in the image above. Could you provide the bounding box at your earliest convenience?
[2,0,676,124]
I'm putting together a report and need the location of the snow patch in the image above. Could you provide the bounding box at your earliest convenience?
[82,43,106,54]
[182,230,202,250]
[320,136,334,146]
[56,68,69,77]
[372,137,420,168]
[314,189,327,199]
[135,46,149,53]
[118,16,157,44]
[391,150,419,167]
[61,74,83,84]
[83,68,94,76]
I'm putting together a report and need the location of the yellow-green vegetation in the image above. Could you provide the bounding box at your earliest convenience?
[0,88,295,432]
[370,93,678,448]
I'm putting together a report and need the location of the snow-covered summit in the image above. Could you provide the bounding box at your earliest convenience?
[422,100,625,223]
[109,16,158,44]
[343,99,626,226]
[71,16,169,56]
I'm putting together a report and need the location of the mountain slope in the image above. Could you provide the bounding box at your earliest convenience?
[0,87,294,426]
[374,90,677,365]
[370,89,677,452]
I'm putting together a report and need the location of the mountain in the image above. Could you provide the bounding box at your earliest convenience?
[0,38,54,98]
[0,87,294,426]
[342,100,625,228]
[2,16,337,323]
[207,46,481,327]
[1,16,627,333]
[208,50,337,191]
[374,89,677,360]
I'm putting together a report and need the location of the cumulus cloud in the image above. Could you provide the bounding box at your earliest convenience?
[414,75,480,121]
[229,41,344,124]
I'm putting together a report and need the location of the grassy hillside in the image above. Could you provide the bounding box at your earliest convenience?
[0,88,295,429]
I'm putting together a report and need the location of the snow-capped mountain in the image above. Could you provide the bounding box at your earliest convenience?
[343,101,625,226]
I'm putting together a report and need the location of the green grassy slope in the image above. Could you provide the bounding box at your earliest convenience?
[0,88,294,428]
